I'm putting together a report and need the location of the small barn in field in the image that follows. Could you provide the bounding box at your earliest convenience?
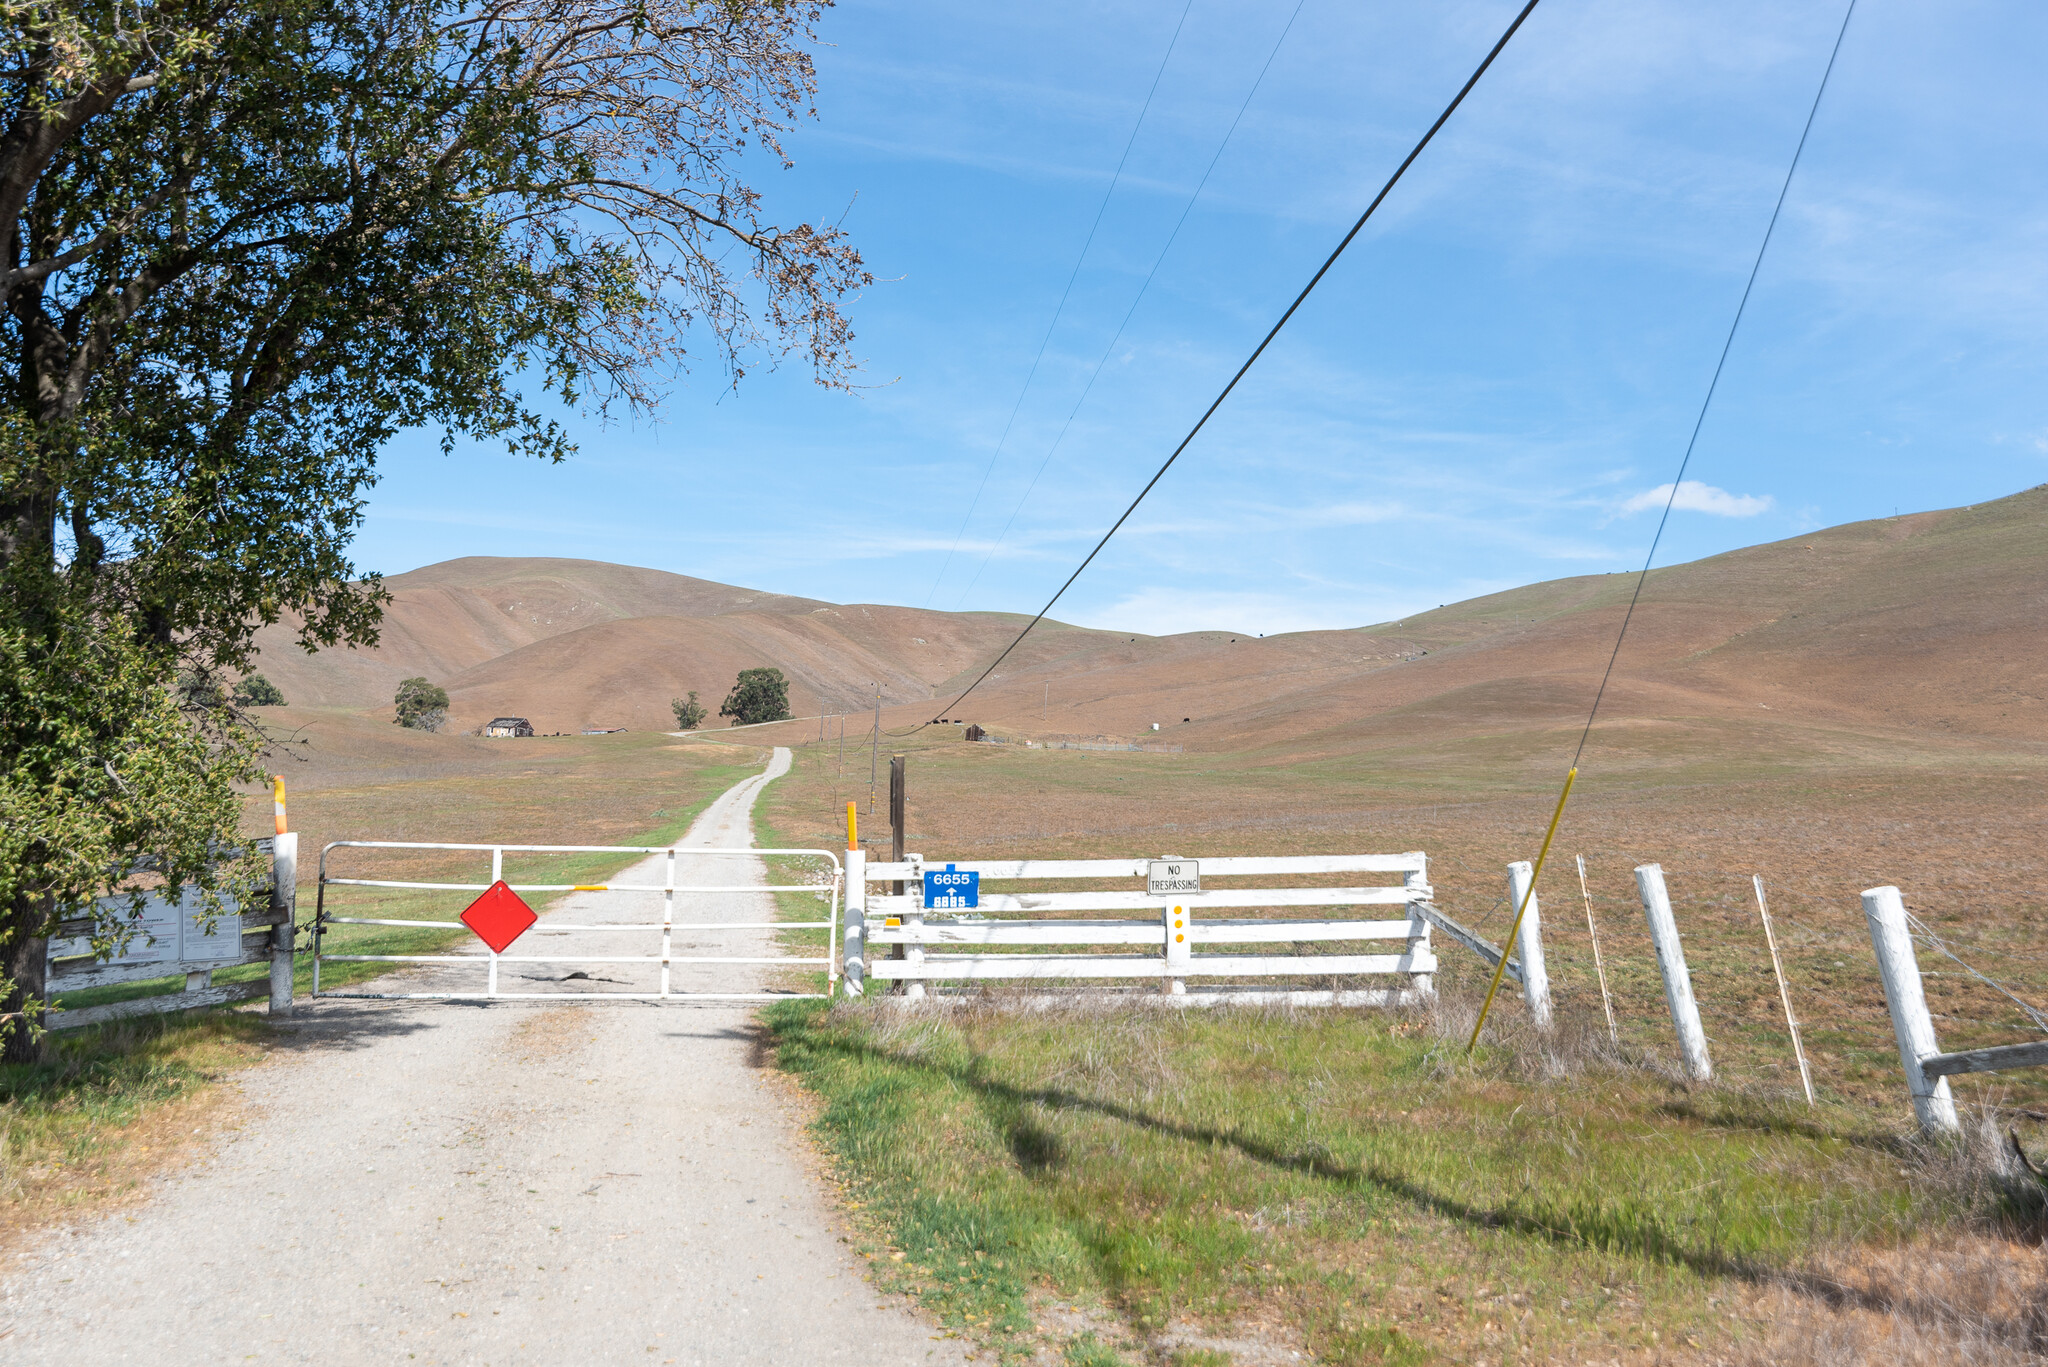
[484,717,535,738]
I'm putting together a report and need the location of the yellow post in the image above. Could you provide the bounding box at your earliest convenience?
[1467,767,1576,1053]
[272,776,288,835]
[846,801,857,852]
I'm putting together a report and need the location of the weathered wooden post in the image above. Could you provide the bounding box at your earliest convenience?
[842,803,865,997]
[1862,885,1960,1137]
[269,832,297,1016]
[1634,864,1712,1081]
[888,755,906,895]
[1506,861,1553,1030]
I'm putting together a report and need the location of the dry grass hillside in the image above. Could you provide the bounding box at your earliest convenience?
[252,486,2048,765]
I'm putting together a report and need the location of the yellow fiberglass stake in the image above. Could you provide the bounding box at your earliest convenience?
[1466,767,1577,1054]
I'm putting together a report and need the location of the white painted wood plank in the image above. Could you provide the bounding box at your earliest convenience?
[48,979,267,1030]
[50,944,271,990]
[864,887,1422,916]
[869,922,1163,946]
[1183,953,1434,977]
[865,918,1420,946]
[863,854,1426,882]
[1194,919,1419,944]
[868,951,1436,980]
[869,955,1164,980]
[895,987,1424,1010]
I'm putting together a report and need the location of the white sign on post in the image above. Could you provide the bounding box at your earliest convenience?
[49,885,243,964]
[1147,860,1200,896]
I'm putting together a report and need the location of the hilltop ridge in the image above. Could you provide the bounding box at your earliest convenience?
[252,486,2048,765]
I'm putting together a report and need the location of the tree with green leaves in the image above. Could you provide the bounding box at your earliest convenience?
[671,691,707,731]
[719,668,791,727]
[232,674,286,707]
[393,678,448,731]
[0,0,866,1057]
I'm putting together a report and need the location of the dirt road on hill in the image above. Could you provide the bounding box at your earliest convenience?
[0,748,967,1367]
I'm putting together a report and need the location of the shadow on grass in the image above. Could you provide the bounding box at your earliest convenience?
[782,1017,2044,1337]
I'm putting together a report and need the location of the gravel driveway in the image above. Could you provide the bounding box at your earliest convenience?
[1,747,966,1366]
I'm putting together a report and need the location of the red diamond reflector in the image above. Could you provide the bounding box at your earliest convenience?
[461,880,536,953]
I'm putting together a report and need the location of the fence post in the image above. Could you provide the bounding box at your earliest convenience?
[1576,855,1620,1046]
[1403,858,1434,999]
[842,847,865,997]
[903,853,926,1002]
[888,755,906,896]
[1634,864,1712,1081]
[1163,901,1190,995]
[1506,861,1553,1030]
[269,832,297,1016]
[1752,876,1813,1106]
[1862,885,1960,1137]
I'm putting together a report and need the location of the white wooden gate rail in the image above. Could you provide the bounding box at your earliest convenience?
[315,841,840,1002]
[842,852,1435,1005]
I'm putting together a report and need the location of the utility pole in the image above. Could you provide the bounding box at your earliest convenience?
[1043,681,1048,721]
[868,688,880,818]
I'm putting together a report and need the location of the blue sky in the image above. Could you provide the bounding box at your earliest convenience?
[358,0,2048,636]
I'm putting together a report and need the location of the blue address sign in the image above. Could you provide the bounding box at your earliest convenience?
[924,863,980,911]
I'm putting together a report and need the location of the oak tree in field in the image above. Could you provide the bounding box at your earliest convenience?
[393,678,449,731]
[232,674,287,707]
[719,668,791,726]
[0,0,867,1056]
[671,691,707,731]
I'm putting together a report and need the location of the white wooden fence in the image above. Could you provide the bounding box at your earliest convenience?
[841,851,1439,1006]
[43,834,297,1030]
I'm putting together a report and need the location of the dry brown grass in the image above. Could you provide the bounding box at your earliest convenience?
[0,1013,271,1256]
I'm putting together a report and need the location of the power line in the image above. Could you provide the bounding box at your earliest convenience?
[1570,0,1858,770]
[912,0,1544,732]
[1468,0,1859,1052]
[954,0,1310,610]
[921,0,1197,609]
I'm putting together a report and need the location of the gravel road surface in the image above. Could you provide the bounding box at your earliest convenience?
[1,747,965,1366]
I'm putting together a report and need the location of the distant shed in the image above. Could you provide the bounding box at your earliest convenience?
[964,724,987,743]
[484,717,535,738]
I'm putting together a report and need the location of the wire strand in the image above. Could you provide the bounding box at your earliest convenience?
[921,0,1197,609]
[910,0,1545,732]
[953,0,1311,610]
[1569,0,1858,770]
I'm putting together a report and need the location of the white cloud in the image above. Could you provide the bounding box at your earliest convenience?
[1619,480,1774,517]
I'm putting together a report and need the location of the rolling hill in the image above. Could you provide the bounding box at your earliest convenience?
[251,485,2048,762]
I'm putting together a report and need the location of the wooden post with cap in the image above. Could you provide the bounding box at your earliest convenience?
[842,802,864,996]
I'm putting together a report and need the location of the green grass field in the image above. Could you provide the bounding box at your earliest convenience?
[708,729,2048,1363]
[765,999,2045,1365]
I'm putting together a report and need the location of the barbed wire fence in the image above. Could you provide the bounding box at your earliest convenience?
[1423,850,2048,1113]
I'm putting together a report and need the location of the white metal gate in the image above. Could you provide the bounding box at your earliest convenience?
[314,841,841,1002]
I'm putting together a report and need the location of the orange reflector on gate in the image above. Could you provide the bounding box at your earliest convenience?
[461,880,537,953]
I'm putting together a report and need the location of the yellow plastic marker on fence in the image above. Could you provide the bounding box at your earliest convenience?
[1467,767,1577,1054]
[572,885,608,893]
[846,801,857,852]
[272,776,288,834]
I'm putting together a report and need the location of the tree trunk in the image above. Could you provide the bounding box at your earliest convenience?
[1,899,50,1065]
